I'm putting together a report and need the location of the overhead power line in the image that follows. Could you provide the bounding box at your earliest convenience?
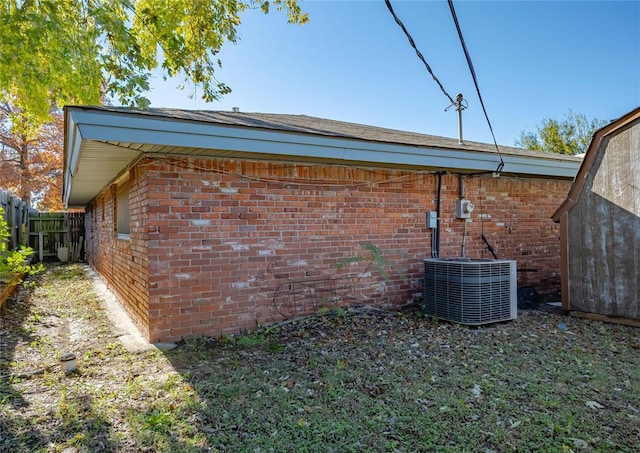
[447,0,504,171]
[384,0,455,105]
[385,0,505,171]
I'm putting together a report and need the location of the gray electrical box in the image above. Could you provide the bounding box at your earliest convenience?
[427,211,438,228]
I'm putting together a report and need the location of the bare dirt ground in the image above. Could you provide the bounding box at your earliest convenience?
[2,263,640,452]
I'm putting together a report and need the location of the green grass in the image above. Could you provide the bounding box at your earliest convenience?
[160,311,640,452]
[2,264,640,452]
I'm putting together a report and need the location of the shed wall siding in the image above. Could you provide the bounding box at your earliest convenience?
[128,157,568,342]
[85,166,150,338]
[566,121,640,316]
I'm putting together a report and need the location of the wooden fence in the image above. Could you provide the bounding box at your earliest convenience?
[29,212,85,262]
[0,190,30,251]
[0,189,85,262]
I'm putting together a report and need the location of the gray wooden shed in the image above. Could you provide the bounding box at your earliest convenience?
[553,107,640,321]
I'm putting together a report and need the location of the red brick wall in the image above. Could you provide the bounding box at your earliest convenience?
[440,175,570,287]
[85,166,150,338]
[132,157,570,342]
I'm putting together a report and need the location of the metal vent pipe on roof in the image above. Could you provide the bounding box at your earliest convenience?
[446,93,467,144]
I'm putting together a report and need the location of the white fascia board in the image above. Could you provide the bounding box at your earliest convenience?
[68,109,580,179]
[500,155,578,178]
[64,113,83,207]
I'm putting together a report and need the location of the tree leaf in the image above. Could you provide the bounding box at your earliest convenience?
[585,400,604,410]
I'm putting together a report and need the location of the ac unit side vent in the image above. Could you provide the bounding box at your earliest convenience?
[423,258,517,325]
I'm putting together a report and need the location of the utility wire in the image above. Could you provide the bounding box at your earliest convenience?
[384,0,455,105]
[137,154,427,189]
[447,0,505,172]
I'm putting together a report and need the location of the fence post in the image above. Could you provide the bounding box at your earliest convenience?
[39,231,44,262]
[0,189,30,251]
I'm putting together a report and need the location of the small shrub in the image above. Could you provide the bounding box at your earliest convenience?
[0,207,43,284]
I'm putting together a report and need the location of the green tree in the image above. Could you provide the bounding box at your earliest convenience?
[0,0,308,125]
[515,110,607,155]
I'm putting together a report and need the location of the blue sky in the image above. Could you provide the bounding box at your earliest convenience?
[147,0,640,147]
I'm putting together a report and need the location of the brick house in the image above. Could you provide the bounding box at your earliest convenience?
[63,106,581,342]
[553,107,640,320]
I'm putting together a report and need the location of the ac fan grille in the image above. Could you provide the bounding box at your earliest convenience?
[423,259,517,325]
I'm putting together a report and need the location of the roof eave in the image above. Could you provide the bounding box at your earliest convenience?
[64,107,583,208]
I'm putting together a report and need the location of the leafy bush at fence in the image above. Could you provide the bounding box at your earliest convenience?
[0,207,43,283]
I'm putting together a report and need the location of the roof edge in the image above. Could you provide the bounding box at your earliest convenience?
[63,105,584,207]
[64,105,583,162]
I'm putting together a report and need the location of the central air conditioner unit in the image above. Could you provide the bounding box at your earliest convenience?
[423,258,517,325]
